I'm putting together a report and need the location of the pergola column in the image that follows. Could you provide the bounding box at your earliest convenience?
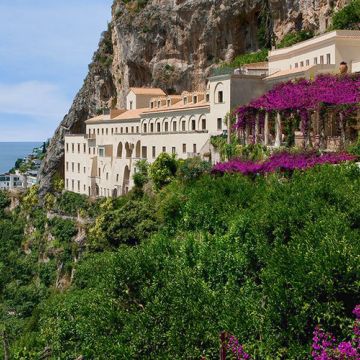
[245,124,249,145]
[275,112,282,147]
[254,114,259,144]
[339,112,346,150]
[264,112,269,146]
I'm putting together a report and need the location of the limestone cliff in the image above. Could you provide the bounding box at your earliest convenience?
[38,0,349,195]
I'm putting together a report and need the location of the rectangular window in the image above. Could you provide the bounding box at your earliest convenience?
[202,118,206,130]
[72,143,74,153]
[162,146,166,153]
[83,144,86,153]
[99,148,105,157]
[84,166,86,174]
[141,146,147,159]
[193,144,197,153]
[129,101,133,110]
[193,96,198,104]
[314,57,318,65]
[97,129,100,135]
[78,143,80,153]
[72,162,74,172]
[320,55,324,64]
[300,61,304,67]
[294,63,298,68]
[98,168,101,177]
[206,94,210,102]
[136,126,139,133]
[172,147,176,154]
[126,127,129,133]
[78,163,80,173]
[150,123,154,132]
[165,122,169,132]
[72,180,74,191]
[152,146,156,158]
[218,91,223,103]
[217,118,222,130]
[66,162,69,171]
[121,127,123,134]
[88,148,91,154]
[144,124,147,133]
[157,123,161,132]
[111,128,114,135]
[158,101,161,107]
[167,99,171,106]
[173,122,177,132]
[191,120,196,131]
[306,59,310,66]
[183,97,188,105]
[150,102,154,109]
[66,179,69,189]
[106,128,108,135]
[326,53,331,64]
[66,143,69,152]
[78,181,80,191]
[102,129,104,135]
[182,121,186,131]
[84,184,86,192]
[131,126,134,133]
[182,143,186,153]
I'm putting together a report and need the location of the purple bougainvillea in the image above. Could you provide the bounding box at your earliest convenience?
[234,74,360,131]
[212,151,357,176]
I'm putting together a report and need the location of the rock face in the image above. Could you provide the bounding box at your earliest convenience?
[38,0,348,195]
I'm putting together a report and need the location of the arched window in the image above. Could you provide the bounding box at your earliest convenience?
[135,141,141,158]
[117,142,123,158]
[214,82,224,104]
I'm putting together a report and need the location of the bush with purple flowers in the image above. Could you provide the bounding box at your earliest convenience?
[212,151,357,176]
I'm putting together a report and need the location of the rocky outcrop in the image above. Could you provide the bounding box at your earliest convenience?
[38,0,349,195]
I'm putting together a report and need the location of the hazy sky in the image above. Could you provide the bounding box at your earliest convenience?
[0,0,113,141]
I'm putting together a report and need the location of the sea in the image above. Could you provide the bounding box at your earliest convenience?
[0,142,42,174]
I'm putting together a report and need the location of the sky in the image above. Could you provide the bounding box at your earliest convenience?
[0,0,113,141]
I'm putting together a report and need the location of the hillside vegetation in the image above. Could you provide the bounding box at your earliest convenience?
[0,157,359,359]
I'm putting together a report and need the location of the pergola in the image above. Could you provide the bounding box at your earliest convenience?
[235,74,360,150]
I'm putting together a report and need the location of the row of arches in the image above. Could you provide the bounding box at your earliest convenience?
[93,164,131,197]
[141,114,207,134]
[116,141,141,159]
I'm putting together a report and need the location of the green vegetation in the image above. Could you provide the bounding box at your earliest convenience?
[0,157,358,359]
[332,0,360,30]
[221,49,269,70]
[277,30,314,49]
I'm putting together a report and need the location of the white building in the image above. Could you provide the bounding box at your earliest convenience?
[64,74,266,197]
[266,30,360,84]
[0,172,25,190]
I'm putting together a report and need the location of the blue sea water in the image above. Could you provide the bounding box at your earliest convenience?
[0,142,42,174]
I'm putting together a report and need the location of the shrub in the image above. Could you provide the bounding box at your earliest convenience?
[277,30,314,48]
[177,157,211,181]
[332,0,360,30]
[149,153,177,190]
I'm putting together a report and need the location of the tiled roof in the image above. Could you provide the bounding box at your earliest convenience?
[142,99,209,115]
[129,87,166,96]
[113,108,145,120]
[85,114,111,123]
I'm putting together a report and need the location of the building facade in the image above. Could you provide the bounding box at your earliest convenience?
[64,74,266,197]
[266,30,360,85]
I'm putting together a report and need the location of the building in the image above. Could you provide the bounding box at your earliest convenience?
[64,30,360,198]
[266,30,360,85]
[0,172,25,190]
[64,74,267,197]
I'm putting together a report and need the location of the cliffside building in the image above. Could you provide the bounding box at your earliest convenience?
[64,75,266,197]
[64,29,360,198]
[266,30,360,84]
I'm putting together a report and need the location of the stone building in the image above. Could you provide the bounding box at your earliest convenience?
[64,74,266,197]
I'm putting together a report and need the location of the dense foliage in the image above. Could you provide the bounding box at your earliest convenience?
[277,30,314,49]
[332,0,360,30]
[0,161,357,359]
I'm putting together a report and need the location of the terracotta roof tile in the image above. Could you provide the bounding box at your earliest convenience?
[129,87,166,96]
